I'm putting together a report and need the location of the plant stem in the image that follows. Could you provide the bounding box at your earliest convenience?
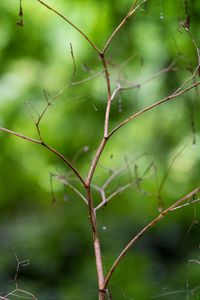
[102,0,147,53]
[109,81,200,138]
[0,127,85,186]
[87,138,107,186]
[0,127,42,144]
[36,0,100,54]
[100,54,112,138]
[42,143,86,186]
[86,187,105,300]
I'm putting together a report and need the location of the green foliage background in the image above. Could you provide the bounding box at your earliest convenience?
[0,0,200,299]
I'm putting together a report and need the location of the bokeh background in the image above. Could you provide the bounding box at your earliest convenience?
[0,0,200,299]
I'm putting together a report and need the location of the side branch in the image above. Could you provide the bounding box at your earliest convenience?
[103,186,200,288]
[0,127,85,186]
[102,0,147,53]
[0,127,42,145]
[111,61,176,101]
[109,81,200,138]
[42,143,86,186]
[36,0,100,54]
[31,70,105,141]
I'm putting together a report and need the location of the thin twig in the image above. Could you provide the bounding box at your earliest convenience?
[0,127,42,144]
[103,0,147,53]
[96,161,152,211]
[3,286,37,300]
[70,69,105,86]
[111,61,176,101]
[102,153,147,190]
[171,64,200,96]
[53,173,88,204]
[108,81,200,138]
[36,0,100,54]
[35,69,104,132]
[0,127,85,186]
[95,180,140,211]
[183,27,200,76]
[171,197,200,211]
[42,143,86,186]
[158,139,191,201]
[103,186,200,288]
[32,70,103,141]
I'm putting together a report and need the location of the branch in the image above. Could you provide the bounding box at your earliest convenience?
[0,127,85,186]
[5,288,37,299]
[31,69,104,141]
[52,172,88,204]
[103,186,200,288]
[171,65,200,96]
[157,139,191,201]
[171,197,200,211]
[0,127,42,145]
[42,142,86,186]
[70,69,105,86]
[111,61,176,101]
[102,152,147,190]
[36,0,100,54]
[95,161,153,211]
[1,283,37,300]
[183,27,200,76]
[86,137,107,186]
[108,81,200,138]
[102,0,147,53]
[95,180,141,211]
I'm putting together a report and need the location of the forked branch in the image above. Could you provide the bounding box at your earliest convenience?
[109,80,200,138]
[111,60,176,101]
[33,69,104,140]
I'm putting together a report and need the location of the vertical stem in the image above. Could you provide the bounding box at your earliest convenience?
[86,187,106,300]
[85,53,113,300]
[87,137,107,186]
[100,53,112,138]
[85,53,113,299]
[99,290,107,300]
